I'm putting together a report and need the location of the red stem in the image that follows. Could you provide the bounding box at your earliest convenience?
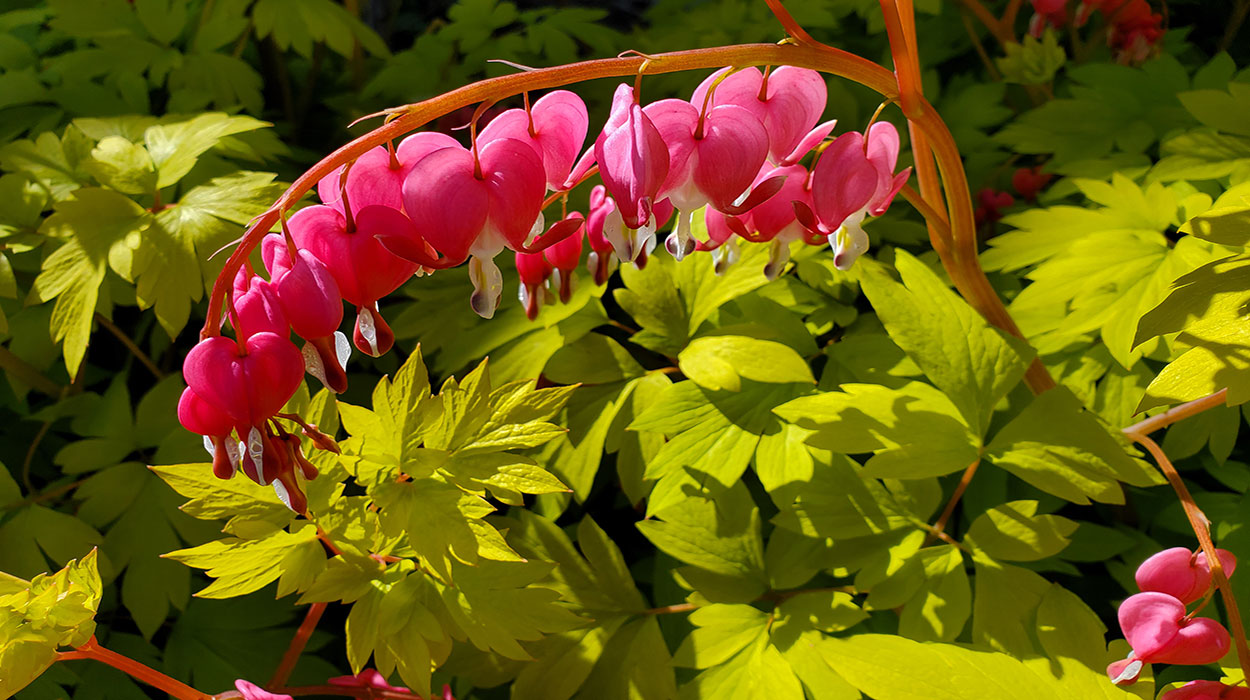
[269,602,327,689]
[59,638,211,700]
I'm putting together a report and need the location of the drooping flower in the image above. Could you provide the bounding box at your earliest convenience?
[1159,680,1250,700]
[287,203,421,356]
[328,669,410,692]
[515,249,553,321]
[262,233,350,394]
[590,83,670,262]
[735,162,817,279]
[543,213,585,303]
[177,387,240,480]
[584,185,673,284]
[1011,165,1052,202]
[230,271,288,341]
[690,66,834,165]
[316,132,460,215]
[1136,547,1237,605]
[479,90,589,191]
[801,121,911,270]
[234,679,293,700]
[974,189,1014,226]
[1107,591,1231,685]
[643,96,775,259]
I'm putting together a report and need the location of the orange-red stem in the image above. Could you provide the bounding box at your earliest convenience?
[59,637,211,700]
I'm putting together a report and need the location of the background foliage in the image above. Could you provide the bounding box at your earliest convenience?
[3,0,1250,698]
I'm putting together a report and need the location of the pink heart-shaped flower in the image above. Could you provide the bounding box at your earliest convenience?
[691,66,828,163]
[1118,591,1231,665]
[1136,547,1238,604]
[480,90,588,190]
[183,333,304,426]
[810,131,878,232]
[595,83,670,229]
[1160,680,1250,700]
[288,204,418,307]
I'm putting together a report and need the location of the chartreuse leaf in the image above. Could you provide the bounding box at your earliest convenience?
[164,524,322,599]
[775,381,980,480]
[984,386,1162,504]
[152,462,293,531]
[82,135,156,195]
[899,545,970,642]
[142,112,268,187]
[29,188,149,374]
[678,335,814,392]
[1035,584,1142,700]
[637,482,767,603]
[858,250,1033,435]
[965,500,1077,561]
[0,550,101,699]
[818,633,1068,700]
[0,125,94,199]
[630,379,806,514]
[616,235,771,356]
[678,627,804,700]
[771,452,914,540]
[0,505,102,579]
[578,616,678,700]
[972,558,1052,657]
[1176,181,1250,247]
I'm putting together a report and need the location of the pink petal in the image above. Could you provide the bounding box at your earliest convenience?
[810,132,877,229]
[396,131,460,167]
[242,332,305,421]
[595,84,669,229]
[690,67,766,124]
[746,164,811,240]
[780,119,837,166]
[184,336,251,424]
[483,91,589,190]
[760,67,827,162]
[274,249,344,340]
[1136,547,1208,603]
[233,278,288,341]
[235,680,293,700]
[1150,616,1230,665]
[544,214,585,271]
[691,104,769,210]
[1160,680,1250,700]
[177,387,234,438]
[316,146,404,214]
[479,137,546,250]
[401,145,489,263]
[642,98,699,202]
[1119,591,1186,659]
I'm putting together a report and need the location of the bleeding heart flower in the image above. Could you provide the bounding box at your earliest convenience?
[591,83,670,261]
[231,274,288,341]
[738,162,816,279]
[262,234,350,393]
[1011,165,1052,201]
[177,387,241,480]
[288,203,421,356]
[802,122,911,270]
[1159,680,1250,700]
[974,189,1015,225]
[691,66,833,165]
[516,249,553,321]
[1117,591,1231,667]
[585,185,672,283]
[543,213,585,304]
[1136,547,1237,604]
[235,679,293,700]
[479,90,589,191]
[316,132,460,214]
[643,98,776,259]
[402,137,553,318]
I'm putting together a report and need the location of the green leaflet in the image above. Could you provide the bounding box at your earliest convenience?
[0,551,101,699]
[898,545,971,642]
[964,500,1077,561]
[164,524,322,599]
[677,335,814,392]
[984,386,1162,504]
[775,381,980,480]
[858,250,1033,436]
[637,482,767,602]
[630,379,807,515]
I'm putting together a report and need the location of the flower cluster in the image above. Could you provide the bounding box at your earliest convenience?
[1028,0,1164,63]
[178,65,912,504]
[1108,547,1238,692]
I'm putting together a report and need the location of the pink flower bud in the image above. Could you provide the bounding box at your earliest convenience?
[232,277,288,341]
[515,250,552,320]
[235,679,293,700]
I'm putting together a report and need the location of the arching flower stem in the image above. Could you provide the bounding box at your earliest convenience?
[58,637,212,700]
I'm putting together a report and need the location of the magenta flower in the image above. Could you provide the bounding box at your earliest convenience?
[234,679,293,700]
[543,213,585,303]
[262,234,350,394]
[287,204,421,356]
[231,272,288,341]
[691,66,833,165]
[316,132,459,215]
[803,122,911,270]
[592,83,670,261]
[1136,547,1237,604]
[1107,591,1231,685]
[1160,680,1250,700]
[643,97,773,259]
[515,249,553,321]
[328,669,410,692]
[479,90,589,191]
[177,387,240,480]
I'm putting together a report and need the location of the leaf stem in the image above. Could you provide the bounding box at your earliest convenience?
[1128,433,1250,684]
[1122,389,1229,438]
[0,345,63,397]
[269,602,327,689]
[94,313,165,379]
[924,459,980,546]
[58,637,212,700]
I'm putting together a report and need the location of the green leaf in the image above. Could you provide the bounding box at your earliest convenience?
[1035,584,1139,699]
[818,633,1066,700]
[673,604,769,668]
[630,380,806,514]
[996,30,1065,85]
[82,135,156,195]
[0,505,102,579]
[775,381,980,479]
[637,482,766,592]
[164,525,321,599]
[678,335,814,391]
[577,616,678,700]
[899,545,970,642]
[29,188,150,374]
[142,113,268,188]
[252,0,390,58]
[678,632,804,700]
[771,453,914,540]
[1177,182,1250,247]
[152,463,293,529]
[985,387,1162,504]
[437,559,583,660]
[858,250,1033,435]
[972,558,1052,657]
[965,500,1078,561]
[1179,83,1250,137]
